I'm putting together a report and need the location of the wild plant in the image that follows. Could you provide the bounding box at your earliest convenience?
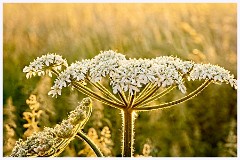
[33,76,56,127]
[135,140,152,157]
[3,97,17,156]
[13,50,237,157]
[218,119,237,157]
[23,94,43,138]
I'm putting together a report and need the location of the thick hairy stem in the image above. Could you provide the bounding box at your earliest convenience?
[133,86,176,108]
[73,82,124,109]
[122,109,135,157]
[76,132,103,157]
[133,80,212,111]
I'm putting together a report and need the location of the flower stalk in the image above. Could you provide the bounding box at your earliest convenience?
[134,85,176,108]
[76,131,103,157]
[122,109,134,157]
[133,80,212,111]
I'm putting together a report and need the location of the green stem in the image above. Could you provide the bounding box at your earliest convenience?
[73,82,124,109]
[136,83,153,101]
[133,80,212,111]
[118,91,128,107]
[133,86,176,108]
[87,79,124,105]
[122,109,135,157]
[135,83,154,102]
[76,131,104,157]
[134,84,159,106]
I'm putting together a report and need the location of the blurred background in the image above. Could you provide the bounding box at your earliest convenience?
[3,3,237,157]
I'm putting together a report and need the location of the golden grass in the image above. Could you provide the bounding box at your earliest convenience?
[3,3,236,71]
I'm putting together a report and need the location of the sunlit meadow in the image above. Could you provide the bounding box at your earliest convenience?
[3,3,237,157]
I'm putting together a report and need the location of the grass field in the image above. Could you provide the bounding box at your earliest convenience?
[3,3,237,157]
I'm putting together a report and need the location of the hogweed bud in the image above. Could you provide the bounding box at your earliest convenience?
[10,97,92,157]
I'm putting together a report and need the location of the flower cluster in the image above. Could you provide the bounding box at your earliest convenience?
[10,98,91,157]
[23,53,68,79]
[99,126,114,156]
[110,58,155,94]
[189,63,237,89]
[54,98,89,138]
[23,50,237,98]
[89,50,126,82]
[47,60,90,97]
[10,127,57,157]
[23,94,42,138]
[54,120,74,138]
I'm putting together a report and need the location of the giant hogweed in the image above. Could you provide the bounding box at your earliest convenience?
[20,50,237,157]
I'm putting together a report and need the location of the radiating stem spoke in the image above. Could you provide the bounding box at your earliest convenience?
[97,82,124,104]
[118,91,128,107]
[51,69,60,76]
[135,83,153,102]
[133,80,212,111]
[87,79,124,105]
[73,82,124,109]
[127,92,135,109]
[133,86,176,108]
[134,84,159,107]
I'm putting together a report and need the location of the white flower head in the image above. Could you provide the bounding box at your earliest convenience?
[89,50,126,82]
[23,51,236,98]
[189,63,237,89]
[23,53,68,79]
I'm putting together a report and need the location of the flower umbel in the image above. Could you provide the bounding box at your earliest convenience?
[36,51,236,98]
[23,53,68,79]
[189,63,237,89]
